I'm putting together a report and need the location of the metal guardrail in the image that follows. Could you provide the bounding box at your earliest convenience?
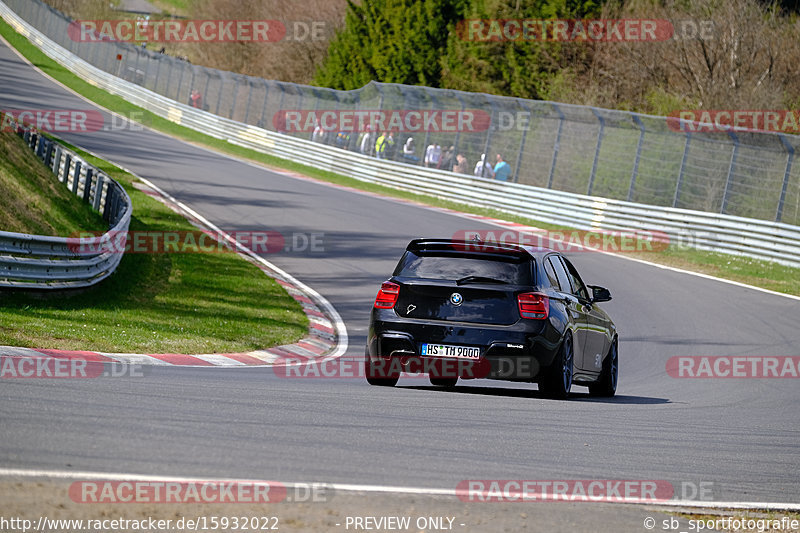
[2,1,799,268]
[0,126,132,289]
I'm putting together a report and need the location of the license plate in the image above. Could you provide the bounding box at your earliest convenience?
[420,343,480,359]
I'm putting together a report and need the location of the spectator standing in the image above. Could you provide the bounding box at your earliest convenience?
[335,131,351,150]
[189,89,202,109]
[439,145,454,171]
[432,144,442,168]
[453,154,469,174]
[493,153,511,181]
[359,126,373,156]
[474,153,494,178]
[312,120,325,143]
[402,137,419,162]
[384,132,397,160]
[375,131,388,159]
[424,143,435,166]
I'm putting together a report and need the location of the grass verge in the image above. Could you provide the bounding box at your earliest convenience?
[0,139,308,353]
[0,129,106,235]
[1,16,798,297]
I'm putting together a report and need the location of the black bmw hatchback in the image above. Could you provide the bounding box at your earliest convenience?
[366,239,618,398]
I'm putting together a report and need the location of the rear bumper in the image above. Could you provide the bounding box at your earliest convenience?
[367,309,563,381]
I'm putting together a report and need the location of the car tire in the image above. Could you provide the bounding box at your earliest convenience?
[540,333,573,399]
[429,376,458,388]
[589,339,618,397]
[364,351,399,387]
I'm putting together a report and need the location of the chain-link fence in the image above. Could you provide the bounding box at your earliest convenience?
[8,0,800,226]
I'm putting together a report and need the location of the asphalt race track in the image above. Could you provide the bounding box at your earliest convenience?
[1,35,798,514]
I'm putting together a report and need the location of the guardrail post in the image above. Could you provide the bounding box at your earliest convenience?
[103,186,115,222]
[587,109,605,195]
[512,100,530,183]
[547,104,564,189]
[52,146,62,175]
[109,190,120,225]
[61,153,71,184]
[72,160,82,194]
[83,168,93,203]
[776,134,795,222]
[673,133,691,207]
[93,176,105,212]
[627,115,645,201]
[35,135,46,158]
[44,139,54,167]
[720,131,739,214]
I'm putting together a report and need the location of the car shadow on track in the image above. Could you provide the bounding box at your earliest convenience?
[398,385,670,405]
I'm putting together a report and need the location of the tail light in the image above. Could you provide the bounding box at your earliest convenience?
[374,281,400,309]
[518,292,549,319]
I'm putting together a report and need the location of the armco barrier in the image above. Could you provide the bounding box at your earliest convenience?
[2,2,799,267]
[0,126,131,289]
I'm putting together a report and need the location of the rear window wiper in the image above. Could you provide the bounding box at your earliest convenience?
[456,275,509,285]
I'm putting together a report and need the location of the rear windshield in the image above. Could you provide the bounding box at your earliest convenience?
[393,251,533,285]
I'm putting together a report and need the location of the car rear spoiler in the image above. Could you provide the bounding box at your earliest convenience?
[407,238,531,259]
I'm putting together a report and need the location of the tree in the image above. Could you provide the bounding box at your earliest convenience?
[313,0,469,89]
[440,0,600,99]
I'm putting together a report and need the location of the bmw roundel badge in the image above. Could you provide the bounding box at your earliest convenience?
[450,292,463,306]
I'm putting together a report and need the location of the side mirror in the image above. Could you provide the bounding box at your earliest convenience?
[588,285,612,303]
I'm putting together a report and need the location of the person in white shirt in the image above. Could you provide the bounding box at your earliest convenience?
[473,153,494,178]
[424,144,435,167]
[359,127,373,155]
[431,144,442,168]
[402,137,419,162]
[312,120,325,143]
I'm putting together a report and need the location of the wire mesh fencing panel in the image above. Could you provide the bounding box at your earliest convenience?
[9,0,800,226]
